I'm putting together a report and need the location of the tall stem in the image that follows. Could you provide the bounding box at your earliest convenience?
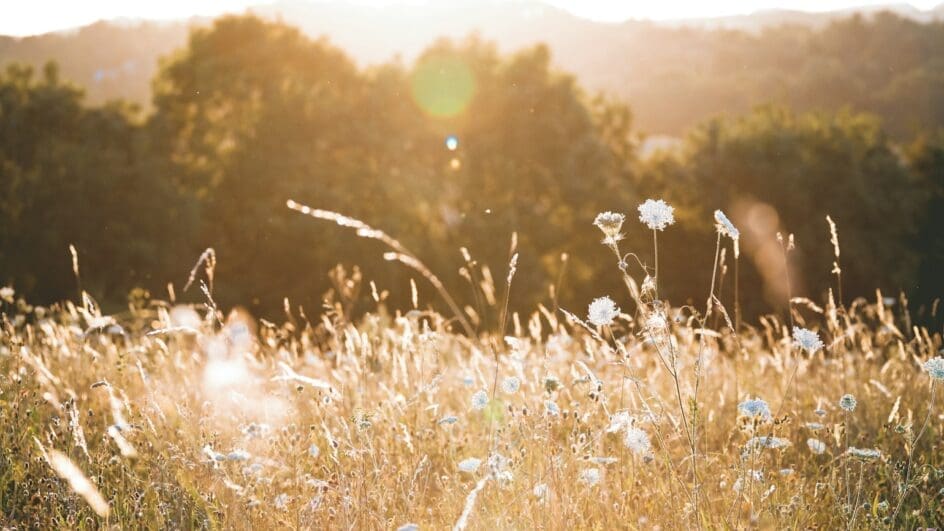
[653,229,659,299]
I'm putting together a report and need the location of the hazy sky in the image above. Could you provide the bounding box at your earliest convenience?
[2,0,940,36]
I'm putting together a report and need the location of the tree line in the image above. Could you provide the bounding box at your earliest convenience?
[1,15,941,328]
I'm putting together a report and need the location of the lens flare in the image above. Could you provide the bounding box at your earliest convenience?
[410,54,475,118]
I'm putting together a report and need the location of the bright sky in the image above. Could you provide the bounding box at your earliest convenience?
[2,0,940,36]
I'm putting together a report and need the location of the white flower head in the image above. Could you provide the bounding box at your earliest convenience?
[845,447,882,461]
[714,210,740,240]
[923,357,944,381]
[638,199,675,231]
[839,393,857,412]
[606,411,633,434]
[588,296,619,327]
[624,427,652,456]
[742,436,791,458]
[792,327,824,354]
[807,438,826,455]
[501,376,521,394]
[593,211,625,243]
[471,390,489,411]
[738,398,772,422]
[458,458,482,473]
[579,468,601,487]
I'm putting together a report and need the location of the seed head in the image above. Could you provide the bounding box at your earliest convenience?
[593,212,625,244]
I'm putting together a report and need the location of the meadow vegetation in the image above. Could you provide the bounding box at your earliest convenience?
[2,202,942,529]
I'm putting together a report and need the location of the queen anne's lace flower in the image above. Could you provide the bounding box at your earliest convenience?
[807,438,826,454]
[792,327,824,354]
[501,376,520,394]
[624,427,652,456]
[845,447,881,461]
[637,199,675,231]
[923,357,944,381]
[588,296,619,327]
[714,210,740,240]
[593,211,625,243]
[738,398,772,421]
[458,458,482,473]
[579,468,601,486]
[471,390,489,411]
[839,394,857,412]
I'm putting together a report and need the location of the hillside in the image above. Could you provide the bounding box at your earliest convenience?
[2,2,944,136]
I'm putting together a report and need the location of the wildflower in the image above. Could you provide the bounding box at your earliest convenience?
[645,312,668,334]
[202,445,226,462]
[308,444,320,458]
[501,376,520,394]
[714,210,740,240]
[738,398,772,422]
[845,447,882,461]
[533,483,548,499]
[742,436,791,458]
[624,427,652,456]
[606,411,633,434]
[487,453,510,472]
[471,390,489,411]
[839,394,857,412]
[637,199,675,231]
[545,401,560,416]
[807,438,826,455]
[274,493,291,510]
[923,357,944,381]
[579,468,601,487]
[593,211,625,243]
[462,375,475,387]
[587,296,619,326]
[779,468,795,476]
[438,415,459,425]
[227,449,250,462]
[805,422,825,431]
[792,327,824,354]
[458,458,482,473]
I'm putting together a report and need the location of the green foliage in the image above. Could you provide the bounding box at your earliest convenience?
[1,15,942,324]
[0,63,188,307]
[640,107,927,314]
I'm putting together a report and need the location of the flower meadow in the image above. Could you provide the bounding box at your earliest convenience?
[1,200,943,529]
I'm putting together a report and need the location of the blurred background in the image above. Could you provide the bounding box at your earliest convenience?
[1,0,942,326]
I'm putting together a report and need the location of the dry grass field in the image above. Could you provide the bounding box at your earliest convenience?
[1,205,942,529]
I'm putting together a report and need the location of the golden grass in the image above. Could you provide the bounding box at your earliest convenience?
[1,283,942,529]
